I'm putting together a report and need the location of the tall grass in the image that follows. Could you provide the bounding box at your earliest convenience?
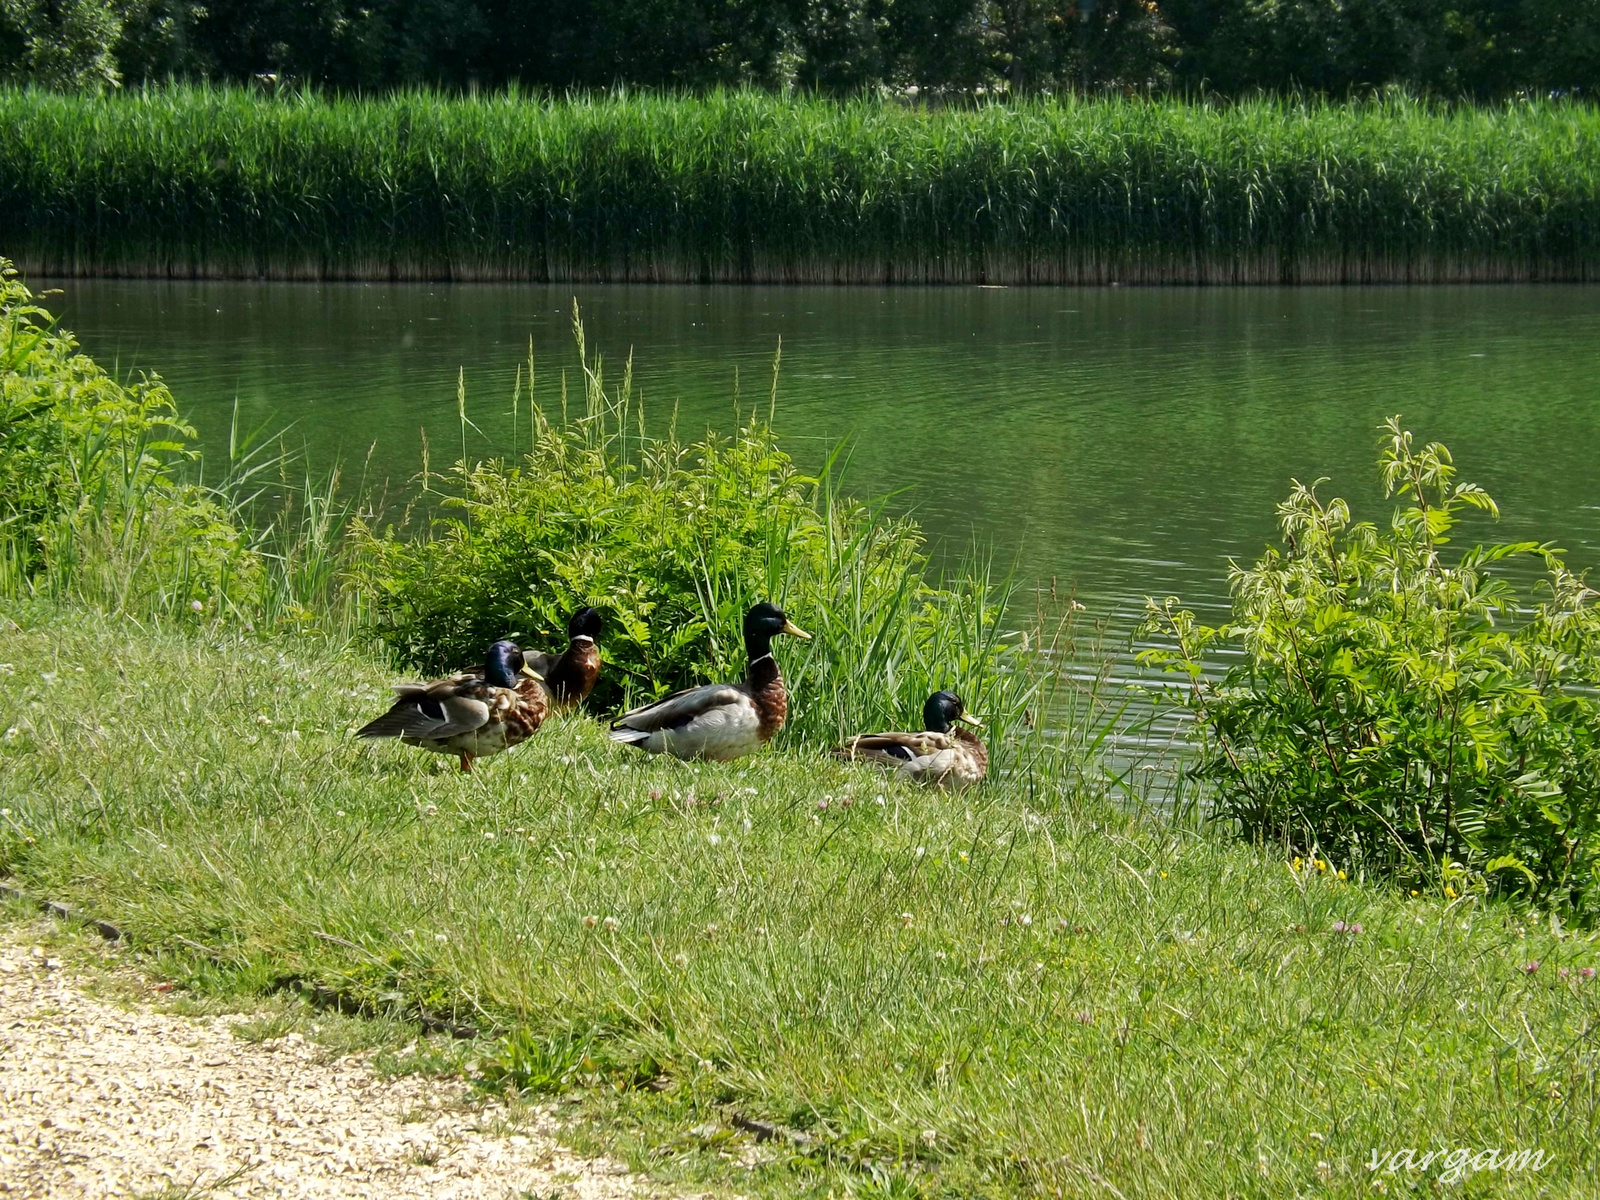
[2,611,1595,1198]
[5,86,1600,282]
[0,259,364,636]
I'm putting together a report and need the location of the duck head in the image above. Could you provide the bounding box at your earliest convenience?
[924,690,982,733]
[743,602,810,658]
[484,640,528,689]
[567,606,603,642]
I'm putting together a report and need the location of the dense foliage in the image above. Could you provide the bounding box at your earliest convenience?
[7,87,1599,283]
[0,258,256,614]
[1143,418,1600,918]
[2,0,1596,97]
[352,310,1055,752]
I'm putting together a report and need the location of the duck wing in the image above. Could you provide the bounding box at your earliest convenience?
[612,683,749,734]
[357,680,497,740]
[833,730,953,766]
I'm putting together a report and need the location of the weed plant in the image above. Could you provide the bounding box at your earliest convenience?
[0,259,364,634]
[1143,418,1600,918]
[5,87,1600,282]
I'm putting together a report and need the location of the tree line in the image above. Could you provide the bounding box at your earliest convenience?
[3,0,1596,98]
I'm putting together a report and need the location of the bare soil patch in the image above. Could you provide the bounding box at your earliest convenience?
[0,928,660,1199]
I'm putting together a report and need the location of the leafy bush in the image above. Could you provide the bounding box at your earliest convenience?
[352,307,1066,756]
[0,0,123,91]
[1142,418,1600,917]
[0,258,258,614]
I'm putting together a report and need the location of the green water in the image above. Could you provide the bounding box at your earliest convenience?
[47,281,1600,648]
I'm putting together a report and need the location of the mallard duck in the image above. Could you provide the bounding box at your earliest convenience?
[522,606,603,710]
[609,602,811,761]
[833,690,987,791]
[356,640,548,773]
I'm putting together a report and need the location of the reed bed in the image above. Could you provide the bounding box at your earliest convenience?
[4,86,1600,283]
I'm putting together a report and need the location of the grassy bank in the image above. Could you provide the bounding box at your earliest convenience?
[5,87,1600,284]
[2,606,1597,1197]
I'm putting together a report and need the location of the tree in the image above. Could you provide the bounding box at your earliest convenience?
[0,0,125,88]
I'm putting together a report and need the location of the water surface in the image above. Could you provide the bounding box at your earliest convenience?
[49,281,1600,652]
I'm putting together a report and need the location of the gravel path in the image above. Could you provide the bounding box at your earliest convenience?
[0,931,657,1198]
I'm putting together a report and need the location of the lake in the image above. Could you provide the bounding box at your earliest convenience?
[45,280,1600,674]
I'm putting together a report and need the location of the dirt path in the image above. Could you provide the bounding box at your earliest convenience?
[0,930,659,1199]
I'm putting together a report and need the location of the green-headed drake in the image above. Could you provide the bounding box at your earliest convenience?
[524,606,604,710]
[834,690,987,791]
[609,602,810,761]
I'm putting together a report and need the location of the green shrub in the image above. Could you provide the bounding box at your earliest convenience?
[0,257,258,614]
[352,306,1067,757]
[1142,417,1600,917]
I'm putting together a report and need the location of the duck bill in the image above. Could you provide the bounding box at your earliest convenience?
[520,664,545,681]
[781,619,812,641]
[957,712,984,727]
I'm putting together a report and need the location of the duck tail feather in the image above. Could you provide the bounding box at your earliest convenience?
[355,712,409,739]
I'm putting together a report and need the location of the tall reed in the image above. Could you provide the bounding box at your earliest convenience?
[5,86,1599,283]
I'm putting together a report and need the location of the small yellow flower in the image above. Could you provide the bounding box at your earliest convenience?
[1315,859,1327,872]
[1444,886,1457,899]
[1292,857,1303,870]
[1410,890,1419,897]
[1337,870,1347,881]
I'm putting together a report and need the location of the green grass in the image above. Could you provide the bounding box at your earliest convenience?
[3,604,1597,1198]
[4,86,1600,283]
